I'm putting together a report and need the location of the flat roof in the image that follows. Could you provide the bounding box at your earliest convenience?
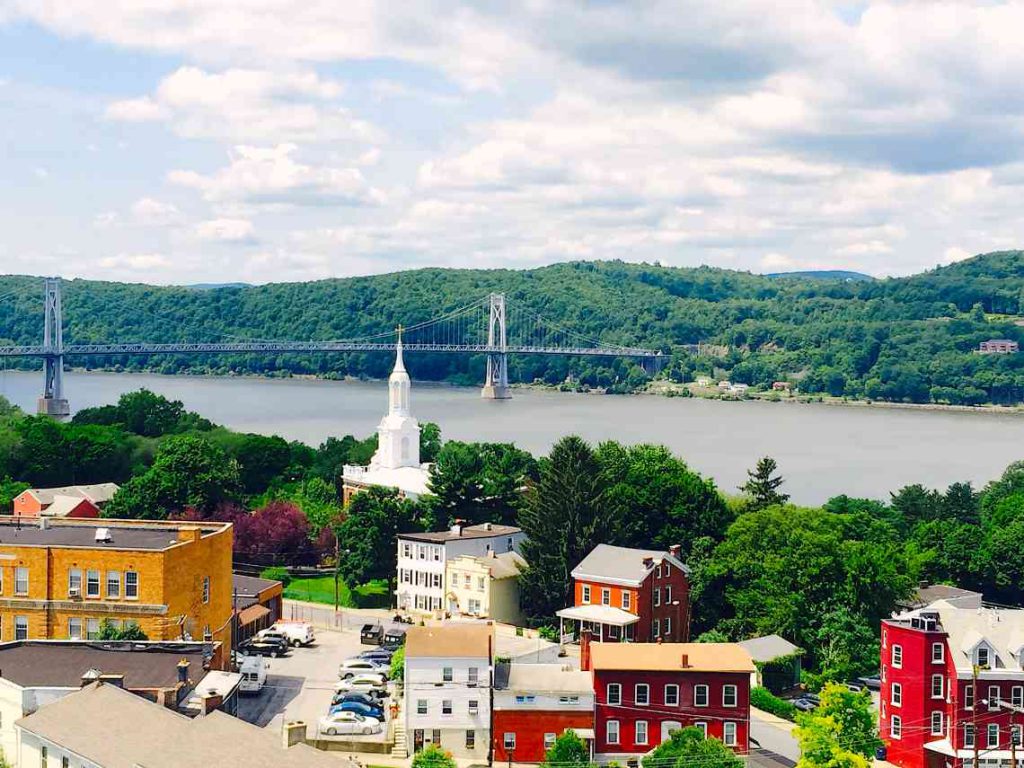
[0,519,228,551]
[406,624,493,659]
[495,662,594,694]
[590,642,755,673]
[232,574,282,597]
[556,604,640,626]
[399,523,522,544]
[0,641,210,689]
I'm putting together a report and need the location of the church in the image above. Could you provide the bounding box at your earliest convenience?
[341,333,432,503]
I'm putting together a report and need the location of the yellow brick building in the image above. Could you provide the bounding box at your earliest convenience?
[0,519,233,654]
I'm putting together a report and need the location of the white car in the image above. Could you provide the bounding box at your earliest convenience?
[318,711,383,736]
[339,658,390,679]
[334,674,387,694]
[267,621,315,647]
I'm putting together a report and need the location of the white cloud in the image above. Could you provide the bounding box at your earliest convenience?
[195,217,255,242]
[130,197,179,224]
[105,96,167,122]
[943,246,973,264]
[98,253,170,270]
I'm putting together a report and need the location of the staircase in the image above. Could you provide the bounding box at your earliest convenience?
[391,717,408,759]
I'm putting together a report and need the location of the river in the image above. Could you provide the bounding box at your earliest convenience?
[1,369,1020,505]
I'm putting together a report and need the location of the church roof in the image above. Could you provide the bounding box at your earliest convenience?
[343,464,431,497]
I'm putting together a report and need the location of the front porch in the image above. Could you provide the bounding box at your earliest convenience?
[556,604,640,644]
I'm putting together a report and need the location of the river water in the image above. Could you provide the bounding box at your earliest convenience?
[1,369,1021,505]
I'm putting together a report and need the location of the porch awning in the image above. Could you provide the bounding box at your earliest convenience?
[237,604,271,627]
[556,604,640,626]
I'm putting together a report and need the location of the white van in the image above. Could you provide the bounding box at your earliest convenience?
[266,622,315,647]
[239,655,267,695]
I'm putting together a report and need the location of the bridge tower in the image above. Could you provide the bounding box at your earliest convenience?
[38,277,70,418]
[481,292,511,400]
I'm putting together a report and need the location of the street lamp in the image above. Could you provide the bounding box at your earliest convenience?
[671,600,682,642]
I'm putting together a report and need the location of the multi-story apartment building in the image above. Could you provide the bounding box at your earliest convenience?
[396,523,526,615]
[557,544,690,644]
[587,640,753,763]
[446,551,525,625]
[881,599,1024,768]
[0,518,233,661]
[404,623,494,759]
[493,662,595,763]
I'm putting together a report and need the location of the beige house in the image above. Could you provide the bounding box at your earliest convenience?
[446,551,525,625]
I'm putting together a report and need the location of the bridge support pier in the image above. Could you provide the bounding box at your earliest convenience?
[481,293,512,400]
[38,278,69,418]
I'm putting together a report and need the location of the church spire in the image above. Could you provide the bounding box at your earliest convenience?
[393,324,406,373]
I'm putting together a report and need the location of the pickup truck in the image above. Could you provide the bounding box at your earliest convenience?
[261,622,315,647]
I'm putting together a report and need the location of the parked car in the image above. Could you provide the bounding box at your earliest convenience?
[358,649,394,663]
[332,691,386,708]
[858,675,881,691]
[792,697,818,712]
[339,658,390,679]
[329,700,386,720]
[238,636,289,658]
[845,680,866,692]
[318,711,382,736]
[266,621,315,647]
[334,674,388,695]
[239,655,267,695]
[252,630,292,650]
[383,627,407,646]
[360,623,384,645]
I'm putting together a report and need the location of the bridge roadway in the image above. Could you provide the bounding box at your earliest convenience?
[0,341,661,359]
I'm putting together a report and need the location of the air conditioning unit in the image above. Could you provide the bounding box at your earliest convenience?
[69,587,81,598]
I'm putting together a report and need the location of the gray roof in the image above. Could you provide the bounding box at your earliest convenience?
[232,574,282,597]
[399,522,522,544]
[571,543,690,585]
[495,662,593,694]
[737,634,803,663]
[0,641,209,689]
[901,583,983,610]
[16,683,348,768]
[26,483,120,505]
[0,520,227,550]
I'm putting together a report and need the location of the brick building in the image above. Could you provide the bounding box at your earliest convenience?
[881,599,1024,768]
[0,519,234,663]
[11,483,119,518]
[557,544,690,644]
[587,641,753,763]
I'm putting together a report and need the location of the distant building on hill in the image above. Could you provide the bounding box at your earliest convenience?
[342,334,432,502]
[979,339,1019,354]
[12,483,119,518]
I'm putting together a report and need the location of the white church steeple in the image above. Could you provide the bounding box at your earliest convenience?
[371,325,420,470]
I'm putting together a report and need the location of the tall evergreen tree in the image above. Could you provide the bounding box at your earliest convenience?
[740,455,789,510]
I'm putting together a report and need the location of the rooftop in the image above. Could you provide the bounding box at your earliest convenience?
[232,574,283,598]
[572,543,690,586]
[343,464,431,497]
[900,583,983,610]
[737,634,803,663]
[450,551,526,579]
[0,640,210,689]
[399,522,523,544]
[15,683,345,768]
[556,604,640,627]
[406,623,493,659]
[24,483,120,505]
[0,519,228,550]
[590,642,755,673]
[38,495,97,518]
[495,662,593,694]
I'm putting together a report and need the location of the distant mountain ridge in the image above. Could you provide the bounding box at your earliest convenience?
[764,269,875,282]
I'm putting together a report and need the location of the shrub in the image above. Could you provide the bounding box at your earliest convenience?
[260,566,291,586]
[538,625,558,642]
[750,686,797,721]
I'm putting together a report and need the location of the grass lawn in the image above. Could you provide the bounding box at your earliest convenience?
[282,576,390,608]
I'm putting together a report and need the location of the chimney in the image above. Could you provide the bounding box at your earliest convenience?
[580,628,593,672]
[668,544,681,559]
[484,522,492,531]
[282,721,307,749]
[451,523,463,536]
[680,653,689,668]
[201,691,223,715]
[177,659,190,686]
[642,557,654,570]
[81,668,102,687]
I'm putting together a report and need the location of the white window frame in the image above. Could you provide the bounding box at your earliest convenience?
[442,699,453,716]
[582,585,591,604]
[621,591,631,610]
[978,645,991,668]
[932,642,945,663]
[86,569,100,598]
[468,699,479,716]
[125,571,138,599]
[665,616,672,637]
[503,733,516,750]
[68,568,82,596]
[891,644,903,668]
[607,683,622,705]
[965,684,975,710]
[443,667,453,682]
[653,618,661,637]
[654,587,661,607]
[544,732,556,750]
[724,722,737,747]
[606,720,620,745]
[601,588,611,606]
[68,617,82,640]
[695,684,709,707]
[931,674,944,699]
[1013,686,1023,708]
[636,720,648,746]
[964,724,975,748]
[15,567,28,596]
[891,716,902,740]
[635,683,650,706]
[989,685,1001,711]
[891,682,902,707]
[665,684,680,706]
[417,699,427,715]
[723,684,738,707]
[988,723,1000,748]
[86,618,100,640]
[106,571,120,598]
[695,722,708,737]
[931,711,944,736]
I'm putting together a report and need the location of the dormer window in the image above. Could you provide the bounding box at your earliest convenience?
[977,646,991,669]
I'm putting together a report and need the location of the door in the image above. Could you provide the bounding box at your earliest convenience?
[661,721,682,743]
[414,729,425,753]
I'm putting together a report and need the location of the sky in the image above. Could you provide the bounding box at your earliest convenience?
[2,1,1024,285]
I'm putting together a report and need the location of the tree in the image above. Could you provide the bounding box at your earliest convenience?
[642,726,742,768]
[411,744,456,768]
[812,609,878,684]
[740,456,789,510]
[518,436,607,622]
[98,618,148,641]
[335,486,421,588]
[696,628,730,643]
[541,731,591,768]
[420,422,442,463]
[233,501,316,564]
[0,476,28,513]
[427,441,536,528]
[390,646,405,681]
[795,683,880,768]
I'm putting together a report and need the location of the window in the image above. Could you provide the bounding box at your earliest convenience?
[695,684,709,707]
[723,684,738,707]
[432,547,441,562]
[417,699,427,715]
[62,758,69,768]
[466,730,475,750]
[515,695,536,705]
[544,733,556,749]
[606,720,620,745]
[68,568,82,595]
[966,684,975,710]
[15,567,28,595]
[86,569,100,597]
[40,746,47,768]
[477,576,485,592]
[607,683,622,705]
[432,573,442,589]
[988,723,1000,748]
[621,591,631,610]
[1013,725,1022,747]
[202,576,210,604]
[469,700,479,715]
[891,682,902,707]
[601,588,611,606]
[931,675,944,699]
[891,644,903,668]
[665,617,672,637]
[68,617,82,639]
[664,564,671,577]
[503,733,516,750]
[665,684,680,706]
[469,667,479,686]
[989,685,1001,710]
[932,642,945,663]
[654,587,661,607]
[653,619,661,637]
[891,716,902,740]
[656,565,662,578]
[978,646,991,668]
[443,667,453,682]
[931,711,944,736]
[724,722,737,747]
[665,585,672,603]
[442,700,453,715]
[582,585,591,604]
[636,720,649,745]
[86,618,100,639]
[432,729,441,745]
[695,722,708,737]
[635,683,650,706]
[1014,686,1023,708]
[559,696,580,705]
[106,571,120,598]
[125,571,138,599]
[403,542,411,558]
[15,616,27,640]
[964,724,975,748]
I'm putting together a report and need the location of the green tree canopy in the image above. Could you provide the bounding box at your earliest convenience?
[411,744,456,768]
[428,440,536,528]
[541,730,591,768]
[795,683,880,768]
[642,726,743,768]
[335,486,422,587]
[740,456,789,510]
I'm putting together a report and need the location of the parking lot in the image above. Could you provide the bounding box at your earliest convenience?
[237,625,395,745]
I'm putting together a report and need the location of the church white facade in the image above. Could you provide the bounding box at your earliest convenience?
[342,336,432,501]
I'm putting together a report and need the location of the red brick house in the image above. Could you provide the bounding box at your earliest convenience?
[492,662,595,763]
[11,483,118,517]
[557,544,690,644]
[881,598,1024,768]
[587,641,754,763]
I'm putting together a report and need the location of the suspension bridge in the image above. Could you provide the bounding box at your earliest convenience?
[0,278,663,416]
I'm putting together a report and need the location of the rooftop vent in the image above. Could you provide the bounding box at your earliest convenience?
[95,527,112,543]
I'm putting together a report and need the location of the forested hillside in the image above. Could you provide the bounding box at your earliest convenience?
[4,251,1024,404]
